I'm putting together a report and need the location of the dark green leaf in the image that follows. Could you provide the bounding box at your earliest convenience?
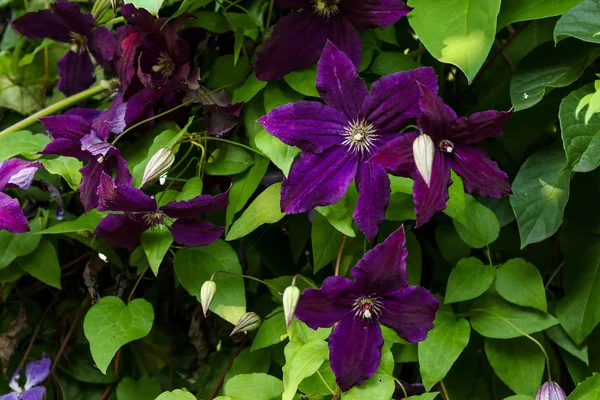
[498,0,583,28]
[370,52,420,76]
[453,194,500,249]
[284,66,319,97]
[445,257,496,304]
[495,258,547,312]
[554,0,600,44]
[140,227,173,276]
[311,212,344,273]
[204,144,254,176]
[17,238,61,289]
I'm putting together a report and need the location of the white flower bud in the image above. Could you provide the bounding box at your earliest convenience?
[141,148,175,188]
[200,280,217,317]
[536,381,567,400]
[283,286,300,328]
[230,312,261,336]
[412,134,435,187]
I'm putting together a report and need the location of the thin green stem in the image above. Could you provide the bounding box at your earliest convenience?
[196,136,266,157]
[211,271,281,293]
[106,16,125,25]
[317,370,335,396]
[393,378,408,399]
[486,245,493,267]
[128,268,147,304]
[545,262,564,291]
[265,0,275,30]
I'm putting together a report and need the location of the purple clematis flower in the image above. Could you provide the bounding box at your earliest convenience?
[0,355,51,400]
[254,0,411,80]
[0,159,42,233]
[369,84,513,226]
[12,2,118,95]
[258,42,437,239]
[94,173,229,250]
[295,226,438,391]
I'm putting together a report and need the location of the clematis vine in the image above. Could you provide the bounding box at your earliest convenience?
[0,355,51,400]
[369,83,513,226]
[12,2,118,95]
[295,226,438,391]
[94,173,229,250]
[258,41,436,239]
[254,0,411,80]
[0,159,42,233]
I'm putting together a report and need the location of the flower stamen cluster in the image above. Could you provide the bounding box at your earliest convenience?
[342,118,379,156]
[70,32,88,53]
[312,0,341,18]
[352,296,384,320]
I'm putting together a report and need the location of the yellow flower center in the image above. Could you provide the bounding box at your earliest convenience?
[152,52,176,78]
[70,32,88,53]
[312,0,341,18]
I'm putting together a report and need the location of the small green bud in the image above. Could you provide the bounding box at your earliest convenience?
[283,286,300,328]
[230,312,261,336]
[141,148,175,188]
[200,280,217,317]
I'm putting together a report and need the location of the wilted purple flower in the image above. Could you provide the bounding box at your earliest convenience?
[12,2,118,95]
[254,0,411,80]
[94,173,229,250]
[258,42,437,239]
[369,84,512,226]
[295,226,438,391]
[0,159,42,233]
[0,355,51,400]
[536,381,567,400]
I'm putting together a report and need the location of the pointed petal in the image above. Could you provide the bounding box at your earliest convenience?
[449,144,512,198]
[0,159,42,190]
[20,387,46,400]
[448,109,512,143]
[57,51,95,96]
[417,83,456,140]
[412,151,450,226]
[351,226,410,294]
[341,0,411,29]
[39,114,91,141]
[92,101,128,138]
[0,193,29,233]
[121,3,157,28]
[257,101,347,153]
[94,214,149,250]
[81,133,112,158]
[40,138,87,160]
[353,163,390,241]
[367,131,418,176]
[9,366,21,391]
[24,356,51,389]
[65,107,102,122]
[281,147,357,213]
[50,2,93,35]
[327,15,362,68]
[295,276,357,329]
[170,219,224,247]
[0,392,19,400]
[379,286,439,342]
[88,27,118,66]
[96,172,156,212]
[113,154,133,186]
[316,41,367,120]
[329,316,383,391]
[161,192,229,218]
[115,26,146,92]
[363,67,438,135]
[11,9,71,42]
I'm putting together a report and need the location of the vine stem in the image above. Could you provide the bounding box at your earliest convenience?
[440,380,450,400]
[19,294,59,368]
[334,235,347,276]
[265,0,275,30]
[0,85,106,137]
[208,338,248,399]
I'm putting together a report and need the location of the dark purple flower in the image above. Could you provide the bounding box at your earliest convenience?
[258,42,437,240]
[94,173,229,250]
[295,226,438,391]
[536,381,567,400]
[254,0,411,80]
[369,84,513,226]
[12,2,118,95]
[0,159,42,233]
[0,355,51,400]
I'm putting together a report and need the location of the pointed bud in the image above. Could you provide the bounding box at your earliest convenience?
[200,280,217,317]
[412,134,435,187]
[230,312,261,336]
[141,148,175,188]
[536,381,567,400]
[283,286,300,328]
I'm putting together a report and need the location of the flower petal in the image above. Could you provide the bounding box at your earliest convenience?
[161,192,229,218]
[327,15,362,68]
[379,286,439,342]
[39,114,91,141]
[363,67,438,135]
[257,101,347,154]
[57,50,95,96]
[40,138,88,160]
[341,0,411,30]
[412,151,450,226]
[97,172,156,213]
[367,131,418,176]
[0,159,41,190]
[88,27,118,68]
[79,159,106,211]
[351,226,410,295]
[295,276,357,329]
[24,356,51,389]
[94,214,149,250]
[81,133,112,158]
[353,163,390,241]
[449,144,512,198]
[417,83,456,140]
[50,2,94,35]
[19,387,46,400]
[281,146,357,213]
[0,193,29,233]
[170,219,224,247]
[0,392,19,400]
[11,9,71,42]
[448,109,512,143]
[316,41,367,120]
[329,316,383,391]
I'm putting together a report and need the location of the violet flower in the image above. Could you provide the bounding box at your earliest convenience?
[0,159,42,233]
[94,173,229,250]
[0,355,51,400]
[536,381,567,400]
[12,2,118,95]
[254,0,411,80]
[295,226,438,391]
[258,42,437,239]
[369,84,512,226]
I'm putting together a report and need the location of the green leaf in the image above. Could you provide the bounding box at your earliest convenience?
[123,0,163,15]
[282,340,329,400]
[0,130,50,161]
[444,171,468,226]
[495,258,547,312]
[559,84,600,173]
[510,41,600,111]
[225,348,270,382]
[453,194,500,249]
[176,177,203,201]
[167,0,212,23]
[226,183,286,240]
[284,65,319,97]
[40,210,106,234]
[254,129,299,176]
[226,155,269,229]
[204,144,254,176]
[554,0,600,44]
[407,0,502,82]
[83,296,154,374]
[407,394,440,400]
[419,304,471,391]
[155,390,197,400]
[263,82,304,112]
[343,345,395,400]
[208,55,250,88]
[312,212,344,273]
[224,373,284,400]
[188,11,229,33]
[315,188,357,237]
[485,336,545,395]
[510,145,571,248]
[498,0,583,28]
[232,72,268,104]
[116,377,162,400]
[568,373,600,399]
[140,227,173,276]
[233,27,244,66]
[546,325,589,364]
[445,257,496,304]
[370,51,420,76]
[42,157,83,190]
[435,224,471,266]
[251,312,287,351]
[18,38,54,67]
[16,238,61,289]
[174,240,246,325]
[470,295,559,339]
[0,228,42,269]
